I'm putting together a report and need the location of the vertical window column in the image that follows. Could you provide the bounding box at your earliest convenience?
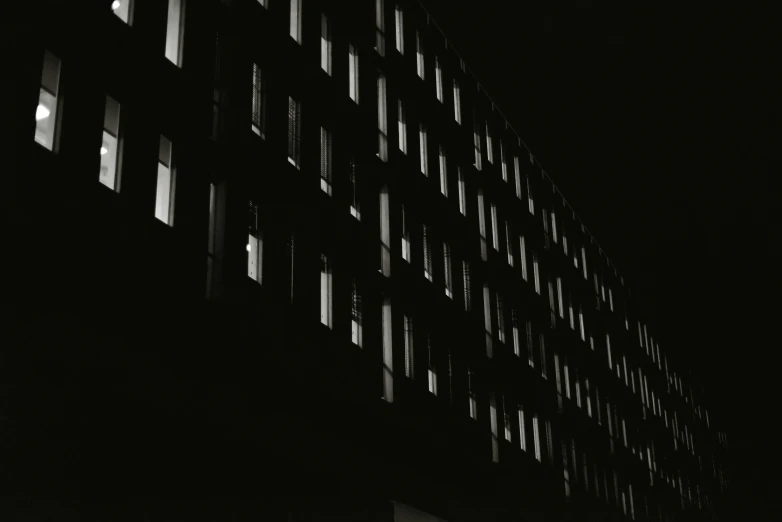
[165,0,186,66]
[377,73,388,161]
[34,51,62,152]
[99,96,122,191]
[289,0,302,44]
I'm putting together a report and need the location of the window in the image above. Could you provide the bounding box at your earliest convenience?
[435,56,443,102]
[397,99,407,154]
[581,246,588,280]
[404,314,414,378]
[415,31,425,79]
[552,211,558,244]
[514,155,522,199]
[206,182,224,299]
[111,0,133,24]
[251,63,266,138]
[34,51,62,152]
[468,368,477,420]
[533,252,540,294]
[473,115,482,170]
[579,306,585,340]
[505,222,513,266]
[556,277,564,318]
[320,254,333,328]
[526,321,534,368]
[320,14,332,75]
[503,400,512,442]
[427,335,437,396]
[394,4,404,54]
[380,187,391,277]
[155,135,176,225]
[564,358,571,398]
[348,44,359,103]
[500,141,508,181]
[401,204,411,262]
[349,157,361,220]
[443,242,453,298]
[490,203,499,251]
[518,406,527,451]
[247,202,263,284]
[512,310,520,356]
[289,0,302,44]
[351,278,363,348]
[477,191,487,260]
[377,73,388,161]
[320,127,332,194]
[165,0,186,67]
[422,224,433,282]
[375,0,385,56]
[462,260,472,311]
[539,333,547,379]
[532,414,542,462]
[555,354,562,396]
[495,292,505,343]
[99,96,122,191]
[287,96,301,168]
[520,236,528,281]
[485,122,494,164]
[526,176,535,214]
[382,298,394,402]
[606,333,613,369]
[483,284,492,357]
[438,145,448,196]
[453,79,461,124]
[418,123,428,175]
[458,168,467,215]
[490,394,499,462]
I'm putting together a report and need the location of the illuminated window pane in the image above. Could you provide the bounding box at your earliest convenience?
[165,0,186,67]
[99,96,121,191]
[34,51,61,152]
[155,135,176,226]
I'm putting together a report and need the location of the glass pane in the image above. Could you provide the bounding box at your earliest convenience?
[99,131,119,190]
[34,88,57,150]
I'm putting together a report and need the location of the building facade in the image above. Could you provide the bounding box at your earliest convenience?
[4,0,728,520]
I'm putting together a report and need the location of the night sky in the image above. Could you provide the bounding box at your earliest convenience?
[419,1,780,519]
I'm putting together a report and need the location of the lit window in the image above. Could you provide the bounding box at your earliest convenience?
[514,155,521,199]
[375,0,385,56]
[495,292,505,343]
[287,96,301,168]
[556,277,564,318]
[348,44,359,103]
[511,310,520,356]
[404,314,414,377]
[350,277,364,348]
[443,242,453,298]
[320,127,332,195]
[247,202,263,284]
[382,298,394,403]
[586,378,592,417]
[473,114,483,171]
[380,187,391,277]
[419,123,428,175]
[99,96,122,191]
[526,176,535,214]
[606,333,613,369]
[568,294,574,329]
[438,145,448,196]
[457,168,467,215]
[349,157,361,220]
[552,211,558,244]
[427,335,438,396]
[483,284,492,357]
[520,236,528,280]
[376,75,389,161]
[579,306,585,341]
[505,222,513,266]
[155,135,176,226]
[453,79,461,124]
[503,401,512,442]
[397,99,407,154]
[462,260,472,311]
[289,0,302,43]
[435,56,443,102]
[477,191,487,260]
[320,254,333,328]
[500,141,508,181]
[532,414,541,462]
[320,14,332,75]
[468,368,477,420]
[554,354,562,396]
[485,122,494,164]
[164,0,186,67]
[251,63,266,138]
[394,4,404,54]
[526,321,534,368]
[539,332,547,379]
[490,393,499,462]
[111,0,133,24]
[581,247,588,280]
[206,182,224,299]
[34,51,62,152]
[564,358,571,398]
[415,31,425,79]
[401,204,411,262]
[422,224,433,282]
[490,203,499,251]
[518,406,527,451]
[533,251,540,294]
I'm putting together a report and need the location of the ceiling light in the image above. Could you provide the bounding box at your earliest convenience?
[111,0,122,11]
[35,104,50,121]
[100,146,108,155]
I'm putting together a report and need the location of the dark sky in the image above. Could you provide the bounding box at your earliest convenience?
[419,1,780,519]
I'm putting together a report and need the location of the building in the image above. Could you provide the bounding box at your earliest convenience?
[4,0,728,520]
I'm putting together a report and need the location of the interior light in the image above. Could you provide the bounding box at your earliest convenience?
[246,244,252,252]
[35,104,50,121]
[100,146,109,155]
[111,0,122,11]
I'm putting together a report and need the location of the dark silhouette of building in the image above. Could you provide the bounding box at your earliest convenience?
[3,0,728,520]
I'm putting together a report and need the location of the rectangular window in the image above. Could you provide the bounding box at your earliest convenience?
[397,99,407,154]
[289,0,302,43]
[320,127,332,194]
[349,157,361,220]
[443,242,453,298]
[394,4,404,54]
[500,141,508,181]
[539,333,547,379]
[404,314,414,378]
[453,79,462,124]
[155,135,176,225]
[462,260,472,311]
[416,31,425,79]
[247,202,263,284]
[564,358,571,399]
[206,182,223,299]
[520,236,528,281]
[511,310,520,356]
[514,155,522,198]
[606,333,613,369]
[320,14,332,75]
[551,211,558,244]
[422,224,433,282]
[532,414,541,462]
[505,222,513,266]
[427,335,438,396]
[468,369,477,420]
[526,176,535,214]
[495,292,505,343]
[579,306,586,341]
[382,298,394,403]
[483,284,493,358]
[111,0,133,24]
[438,145,448,196]
[458,168,467,215]
[419,123,428,175]
[485,122,494,164]
[473,115,482,170]
[477,192,487,260]
[351,278,363,348]
[526,321,534,368]
[557,277,564,318]
[581,246,588,279]
[349,44,360,103]
[490,394,499,462]
[287,96,301,168]
[375,0,385,56]
[503,402,512,442]
[555,353,562,395]
[251,63,266,138]
[490,203,499,251]
[377,73,388,161]
[99,96,122,191]
[320,254,333,328]
[35,50,62,152]
[518,406,527,451]
[165,0,186,66]
[533,252,540,294]
[401,204,411,262]
[380,188,391,277]
[435,56,443,102]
